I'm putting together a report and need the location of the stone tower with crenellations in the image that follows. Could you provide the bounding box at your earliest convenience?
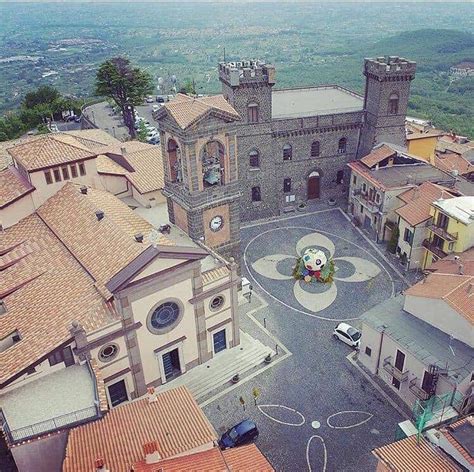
[358,56,417,158]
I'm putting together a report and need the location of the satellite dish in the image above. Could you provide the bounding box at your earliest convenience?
[158,77,164,85]
[171,75,177,84]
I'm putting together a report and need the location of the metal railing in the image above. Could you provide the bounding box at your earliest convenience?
[6,405,98,443]
[409,378,431,401]
[383,356,409,382]
[422,239,448,259]
[427,224,458,242]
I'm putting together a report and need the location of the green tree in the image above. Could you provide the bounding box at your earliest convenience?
[179,78,196,95]
[95,57,153,138]
[137,121,148,143]
[22,85,61,109]
[387,225,400,254]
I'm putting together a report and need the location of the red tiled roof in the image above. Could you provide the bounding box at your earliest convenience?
[434,152,474,176]
[428,248,474,276]
[360,144,396,168]
[372,436,461,471]
[396,181,455,226]
[440,416,474,467]
[0,166,34,208]
[62,386,217,472]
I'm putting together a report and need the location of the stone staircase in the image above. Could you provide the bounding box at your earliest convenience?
[155,331,274,402]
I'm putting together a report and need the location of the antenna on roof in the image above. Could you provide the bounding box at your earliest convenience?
[223,47,226,63]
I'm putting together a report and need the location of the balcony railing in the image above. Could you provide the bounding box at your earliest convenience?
[383,356,409,382]
[409,378,431,401]
[422,239,448,259]
[353,193,381,213]
[4,405,99,444]
[427,224,458,242]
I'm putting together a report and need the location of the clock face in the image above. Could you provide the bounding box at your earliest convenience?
[210,215,223,232]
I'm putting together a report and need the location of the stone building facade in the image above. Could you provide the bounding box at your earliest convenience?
[156,56,416,259]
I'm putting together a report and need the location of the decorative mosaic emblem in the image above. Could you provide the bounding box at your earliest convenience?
[293,248,335,283]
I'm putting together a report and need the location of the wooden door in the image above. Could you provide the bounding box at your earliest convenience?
[307,176,320,199]
[395,350,406,371]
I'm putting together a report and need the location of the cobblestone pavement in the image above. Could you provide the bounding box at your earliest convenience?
[204,208,409,472]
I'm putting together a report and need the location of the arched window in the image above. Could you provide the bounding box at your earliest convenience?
[247,102,259,123]
[249,149,260,168]
[338,138,347,154]
[311,141,320,157]
[167,139,182,183]
[201,140,225,187]
[389,93,399,115]
[283,144,292,161]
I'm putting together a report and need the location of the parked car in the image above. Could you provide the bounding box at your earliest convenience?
[146,95,154,103]
[333,322,361,349]
[218,420,259,449]
[148,136,160,145]
[156,96,166,103]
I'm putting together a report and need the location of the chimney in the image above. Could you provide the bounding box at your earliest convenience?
[0,300,6,315]
[147,387,158,403]
[121,146,127,156]
[94,458,109,472]
[143,441,161,464]
[95,210,104,221]
[134,233,144,243]
[80,185,88,195]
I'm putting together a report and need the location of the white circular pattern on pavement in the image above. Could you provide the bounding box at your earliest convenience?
[311,420,321,429]
[257,404,305,426]
[326,410,373,429]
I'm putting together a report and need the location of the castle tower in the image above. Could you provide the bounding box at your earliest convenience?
[358,56,416,158]
[155,95,242,263]
[219,60,276,124]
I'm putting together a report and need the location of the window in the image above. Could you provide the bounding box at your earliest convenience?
[362,183,367,192]
[283,178,291,193]
[210,295,225,311]
[338,138,347,154]
[53,168,61,182]
[310,141,320,157]
[251,186,261,202]
[392,377,401,390]
[388,93,399,115]
[78,162,86,176]
[353,175,357,185]
[247,102,259,123]
[375,193,380,203]
[44,170,53,185]
[202,140,225,187]
[365,346,372,357]
[360,205,363,214]
[62,166,69,180]
[336,170,344,185]
[404,228,413,244]
[147,300,183,334]
[98,343,120,363]
[70,164,78,178]
[249,150,259,168]
[436,212,449,230]
[283,144,292,161]
[168,139,181,183]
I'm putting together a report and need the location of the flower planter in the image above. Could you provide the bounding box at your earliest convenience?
[264,354,272,364]
[328,198,337,206]
[231,374,240,384]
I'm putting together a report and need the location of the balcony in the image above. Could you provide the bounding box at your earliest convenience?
[383,356,409,382]
[422,239,448,259]
[409,378,431,401]
[427,224,458,242]
[353,192,382,214]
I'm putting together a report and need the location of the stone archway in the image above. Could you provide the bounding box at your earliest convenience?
[307,171,320,199]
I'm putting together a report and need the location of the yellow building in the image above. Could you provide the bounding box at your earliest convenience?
[423,196,474,268]
[406,129,444,162]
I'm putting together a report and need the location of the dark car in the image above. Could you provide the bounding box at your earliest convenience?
[218,420,259,449]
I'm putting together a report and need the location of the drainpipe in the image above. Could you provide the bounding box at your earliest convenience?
[375,325,387,376]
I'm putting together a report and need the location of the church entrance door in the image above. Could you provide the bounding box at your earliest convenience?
[307,172,320,199]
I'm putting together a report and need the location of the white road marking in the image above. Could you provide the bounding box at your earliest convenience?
[257,404,305,426]
[306,435,327,472]
[251,254,295,280]
[326,410,373,429]
[311,420,321,429]
[243,226,395,322]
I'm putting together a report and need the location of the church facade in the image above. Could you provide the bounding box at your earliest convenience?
[156,56,416,261]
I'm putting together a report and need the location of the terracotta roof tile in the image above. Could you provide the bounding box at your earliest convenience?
[89,359,109,413]
[62,386,217,472]
[0,214,118,385]
[435,152,474,176]
[360,144,397,168]
[161,94,240,129]
[223,444,275,471]
[36,182,170,289]
[396,181,455,226]
[405,273,474,323]
[0,166,34,208]
[440,416,474,467]
[429,248,474,276]
[372,435,461,471]
[7,134,97,171]
[95,154,128,175]
[406,130,444,140]
[134,444,274,472]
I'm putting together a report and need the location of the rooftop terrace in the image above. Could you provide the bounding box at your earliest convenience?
[272,86,364,119]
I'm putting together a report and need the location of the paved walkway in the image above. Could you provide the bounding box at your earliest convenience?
[155,331,274,404]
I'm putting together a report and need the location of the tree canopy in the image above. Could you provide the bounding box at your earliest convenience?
[96,57,153,137]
